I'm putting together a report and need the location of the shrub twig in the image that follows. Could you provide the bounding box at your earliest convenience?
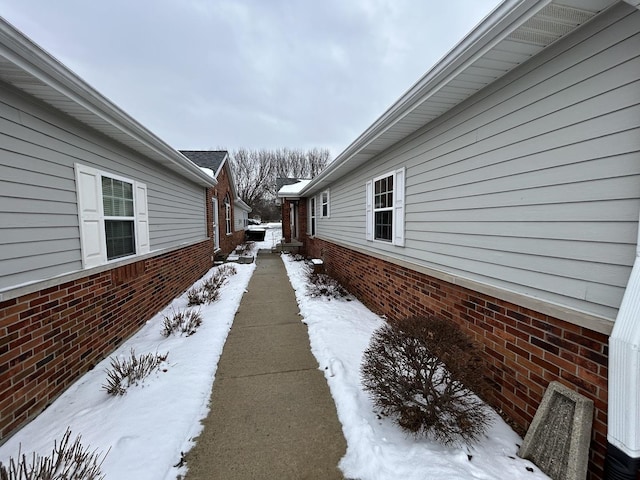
[161,309,203,337]
[0,428,108,480]
[102,349,168,396]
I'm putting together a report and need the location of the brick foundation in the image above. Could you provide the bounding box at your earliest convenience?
[305,237,608,480]
[0,239,213,443]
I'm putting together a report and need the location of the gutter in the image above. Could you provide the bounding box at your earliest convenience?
[607,207,640,479]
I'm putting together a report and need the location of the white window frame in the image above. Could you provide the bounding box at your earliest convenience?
[307,196,316,236]
[75,163,149,269]
[224,194,232,235]
[212,197,220,251]
[365,167,405,246]
[321,190,330,218]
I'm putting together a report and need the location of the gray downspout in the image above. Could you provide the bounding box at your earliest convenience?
[607,210,640,479]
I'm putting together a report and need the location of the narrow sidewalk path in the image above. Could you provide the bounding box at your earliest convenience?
[184,252,347,479]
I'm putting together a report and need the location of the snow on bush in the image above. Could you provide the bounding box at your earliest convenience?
[0,428,107,480]
[102,349,169,396]
[361,315,491,446]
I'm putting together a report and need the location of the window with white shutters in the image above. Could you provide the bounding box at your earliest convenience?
[75,164,150,268]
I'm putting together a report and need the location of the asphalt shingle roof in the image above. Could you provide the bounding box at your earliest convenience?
[180,150,227,174]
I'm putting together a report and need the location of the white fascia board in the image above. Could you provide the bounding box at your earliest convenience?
[0,18,216,188]
[234,198,251,212]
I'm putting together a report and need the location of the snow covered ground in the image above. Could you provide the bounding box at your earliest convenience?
[281,254,549,480]
[1,224,548,479]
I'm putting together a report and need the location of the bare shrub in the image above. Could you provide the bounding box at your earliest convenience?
[307,272,349,300]
[0,428,107,480]
[217,264,237,276]
[361,315,491,445]
[186,266,236,306]
[186,287,205,306]
[102,349,169,396]
[161,309,203,337]
[237,242,254,255]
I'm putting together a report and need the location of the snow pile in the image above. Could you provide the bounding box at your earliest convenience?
[281,254,549,480]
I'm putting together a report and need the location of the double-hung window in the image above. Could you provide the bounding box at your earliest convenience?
[75,164,149,268]
[102,177,136,260]
[308,196,316,236]
[366,167,405,246]
[224,194,232,235]
[321,190,330,218]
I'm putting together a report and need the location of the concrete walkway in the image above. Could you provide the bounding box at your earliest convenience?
[184,252,347,479]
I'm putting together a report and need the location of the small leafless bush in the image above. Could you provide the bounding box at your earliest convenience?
[161,309,202,337]
[217,264,237,276]
[102,349,169,395]
[236,242,254,255]
[186,287,206,306]
[307,272,349,300]
[0,428,107,480]
[361,315,491,445]
[187,266,236,306]
[291,254,305,262]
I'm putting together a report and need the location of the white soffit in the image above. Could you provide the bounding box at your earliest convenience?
[0,18,216,188]
[303,0,621,195]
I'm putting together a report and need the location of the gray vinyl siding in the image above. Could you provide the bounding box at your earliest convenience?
[317,4,640,321]
[0,83,207,291]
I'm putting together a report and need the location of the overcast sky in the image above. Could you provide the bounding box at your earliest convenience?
[1,0,501,159]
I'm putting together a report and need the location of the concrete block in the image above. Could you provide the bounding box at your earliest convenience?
[518,381,593,480]
[238,255,254,264]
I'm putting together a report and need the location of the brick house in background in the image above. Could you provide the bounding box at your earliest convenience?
[278,2,640,478]
[180,151,251,255]
[0,20,218,442]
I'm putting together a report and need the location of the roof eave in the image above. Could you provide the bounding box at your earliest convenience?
[0,17,216,188]
[300,0,621,196]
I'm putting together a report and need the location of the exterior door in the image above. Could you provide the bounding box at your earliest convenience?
[289,202,299,241]
[212,197,220,251]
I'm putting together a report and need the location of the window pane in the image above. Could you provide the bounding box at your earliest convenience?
[103,176,134,218]
[105,220,135,260]
[374,211,393,241]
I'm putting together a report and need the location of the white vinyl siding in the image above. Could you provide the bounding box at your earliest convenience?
[234,207,249,231]
[0,82,207,290]
[315,5,640,321]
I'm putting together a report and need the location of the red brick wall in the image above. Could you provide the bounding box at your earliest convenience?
[305,237,608,480]
[282,201,291,241]
[0,239,213,443]
[213,165,244,254]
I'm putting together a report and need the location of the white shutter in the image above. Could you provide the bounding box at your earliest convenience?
[365,180,373,241]
[394,167,405,247]
[135,182,150,254]
[75,164,106,268]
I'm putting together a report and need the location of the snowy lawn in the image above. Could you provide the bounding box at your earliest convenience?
[281,253,550,480]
